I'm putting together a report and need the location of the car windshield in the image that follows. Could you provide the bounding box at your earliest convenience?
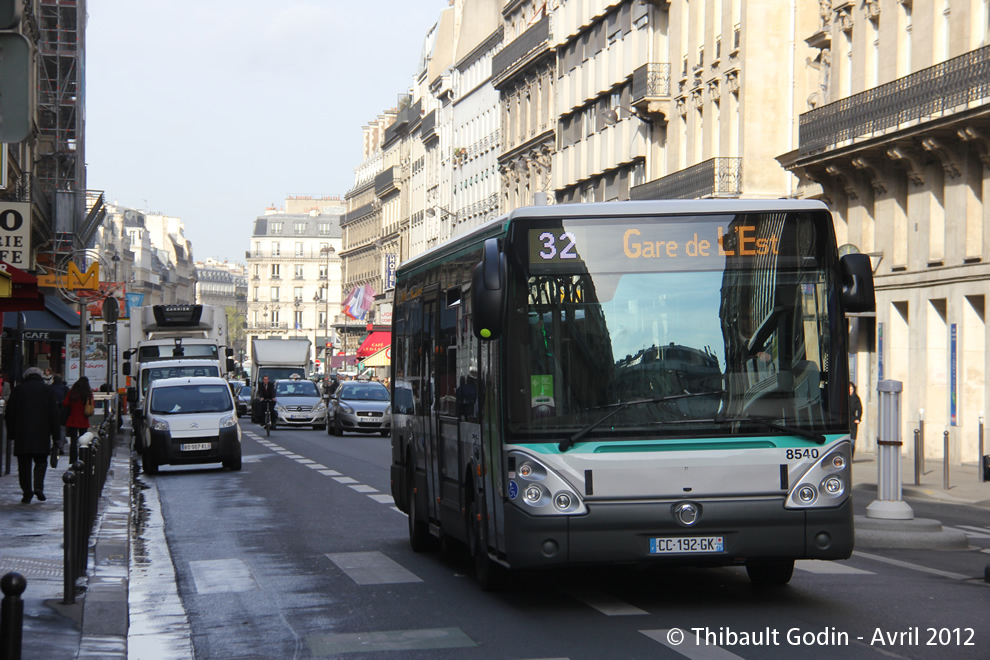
[150,384,233,414]
[340,383,389,401]
[275,381,320,397]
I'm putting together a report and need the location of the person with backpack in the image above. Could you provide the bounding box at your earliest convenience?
[63,376,95,465]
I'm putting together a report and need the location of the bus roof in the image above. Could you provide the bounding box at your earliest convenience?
[396,199,829,278]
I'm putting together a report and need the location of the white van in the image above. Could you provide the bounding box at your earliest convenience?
[138,376,242,474]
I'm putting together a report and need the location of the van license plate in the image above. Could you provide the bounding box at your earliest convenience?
[650,536,724,554]
[181,443,211,452]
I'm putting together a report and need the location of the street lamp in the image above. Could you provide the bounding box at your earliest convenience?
[320,245,335,366]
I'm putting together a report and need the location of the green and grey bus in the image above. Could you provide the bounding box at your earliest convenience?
[389,199,875,589]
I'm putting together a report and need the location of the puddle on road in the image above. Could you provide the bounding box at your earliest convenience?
[128,462,195,660]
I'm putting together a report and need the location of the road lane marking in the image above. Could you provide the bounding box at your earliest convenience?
[326,551,422,584]
[333,476,359,484]
[189,559,258,594]
[349,485,378,493]
[795,560,874,575]
[296,458,316,464]
[306,628,474,655]
[319,470,342,476]
[853,551,970,580]
[946,525,990,539]
[565,589,648,615]
[308,463,329,470]
[641,629,745,659]
[368,494,394,504]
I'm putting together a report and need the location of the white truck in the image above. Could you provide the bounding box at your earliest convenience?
[250,338,311,423]
[123,304,235,428]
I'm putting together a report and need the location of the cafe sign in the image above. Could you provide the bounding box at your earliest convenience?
[0,202,31,268]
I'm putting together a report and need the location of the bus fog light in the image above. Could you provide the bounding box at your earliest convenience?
[525,485,542,503]
[553,492,572,510]
[798,485,817,503]
[519,463,534,478]
[830,455,845,469]
[823,476,843,495]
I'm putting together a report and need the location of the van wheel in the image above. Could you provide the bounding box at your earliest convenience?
[223,453,242,471]
[746,559,794,586]
[144,454,159,475]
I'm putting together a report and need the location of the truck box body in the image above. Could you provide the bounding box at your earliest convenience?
[249,338,311,422]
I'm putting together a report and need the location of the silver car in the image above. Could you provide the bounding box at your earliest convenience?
[273,378,328,430]
[328,381,391,436]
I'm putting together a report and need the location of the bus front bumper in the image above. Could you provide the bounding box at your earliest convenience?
[501,497,853,569]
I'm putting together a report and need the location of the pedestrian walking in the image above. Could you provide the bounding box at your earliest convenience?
[42,367,54,386]
[849,382,863,457]
[4,367,60,503]
[50,373,70,454]
[0,371,11,404]
[63,376,95,465]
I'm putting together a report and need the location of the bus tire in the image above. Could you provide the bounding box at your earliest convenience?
[745,559,794,586]
[407,468,434,552]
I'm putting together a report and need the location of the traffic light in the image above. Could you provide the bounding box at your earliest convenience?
[0,0,31,143]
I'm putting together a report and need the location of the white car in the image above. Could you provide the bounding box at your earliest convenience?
[138,376,242,474]
[272,378,328,430]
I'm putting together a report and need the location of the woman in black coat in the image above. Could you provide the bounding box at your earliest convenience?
[849,383,863,457]
[5,367,60,503]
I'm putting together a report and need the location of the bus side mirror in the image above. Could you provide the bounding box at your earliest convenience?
[122,362,131,376]
[472,237,506,340]
[840,253,875,313]
[226,358,236,372]
[126,386,138,405]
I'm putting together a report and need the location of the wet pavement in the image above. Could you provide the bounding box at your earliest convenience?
[1,431,988,659]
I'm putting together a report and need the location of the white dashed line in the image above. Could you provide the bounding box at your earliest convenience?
[319,470,342,476]
[295,458,316,464]
[368,494,395,504]
[333,476,359,484]
[349,485,378,493]
[565,590,648,616]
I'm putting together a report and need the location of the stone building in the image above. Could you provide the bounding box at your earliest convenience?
[779,0,990,465]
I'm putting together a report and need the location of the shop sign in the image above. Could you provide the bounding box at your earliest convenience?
[0,202,31,267]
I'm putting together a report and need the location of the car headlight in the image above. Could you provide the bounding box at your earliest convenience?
[152,419,169,432]
[338,402,354,414]
[275,404,287,413]
[314,402,327,412]
[220,415,237,428]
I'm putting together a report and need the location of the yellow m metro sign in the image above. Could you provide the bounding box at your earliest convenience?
[37,261,100,290]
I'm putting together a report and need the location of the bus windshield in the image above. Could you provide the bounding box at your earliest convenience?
[505,211,846,440]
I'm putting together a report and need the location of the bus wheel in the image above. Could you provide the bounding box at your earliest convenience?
[469,497,505,591]
[407,469,434,552]
[745,559,794,586]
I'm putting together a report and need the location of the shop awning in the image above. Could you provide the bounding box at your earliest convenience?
[361,346,391,367]
[2,293,80,333]
[0,262,44,312]
[357,331,391,358]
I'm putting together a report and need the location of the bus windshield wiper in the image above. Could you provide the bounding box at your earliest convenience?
[710,416,826,444]
[559,390,724,452]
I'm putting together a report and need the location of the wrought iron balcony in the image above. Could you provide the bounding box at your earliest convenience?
[630,157,742,200]
[799,45,990,156]
[492,14,550,82]
[421,110,436,140]
[247,323,287,332]
[631,63,672,120]
[375,166,398,197]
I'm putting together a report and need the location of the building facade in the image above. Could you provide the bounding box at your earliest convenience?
[780,0,990,464]
[245,197,344,371]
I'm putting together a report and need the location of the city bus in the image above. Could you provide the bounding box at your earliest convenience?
[389,199,875,589]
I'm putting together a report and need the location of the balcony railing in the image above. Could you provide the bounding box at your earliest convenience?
[631,63,672,111]
[630,157,742,200]
[247,323,288,332]
[0,172,51,220]
[375,166,397,197]
[799,45,990,156]
[492,14,550,81]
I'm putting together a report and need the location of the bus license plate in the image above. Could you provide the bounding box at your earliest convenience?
[180,442,211,452]
[650,536,724,554]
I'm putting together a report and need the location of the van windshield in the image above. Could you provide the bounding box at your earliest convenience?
[142,365,220,395]
[150,384,232,414]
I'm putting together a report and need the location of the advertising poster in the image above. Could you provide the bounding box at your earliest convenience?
[67,334,109,390]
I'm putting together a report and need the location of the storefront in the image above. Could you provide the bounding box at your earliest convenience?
[1,294,80,380]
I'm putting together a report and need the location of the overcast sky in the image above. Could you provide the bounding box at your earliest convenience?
[85,1,448,263]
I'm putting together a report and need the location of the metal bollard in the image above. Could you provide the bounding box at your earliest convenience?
[866,380,914,519]
[1,571,26,660]
[914,429,922,486]
[62,471,77,605]
[943,429,951,491]
[919,409,927,474]
[980,414,986,484]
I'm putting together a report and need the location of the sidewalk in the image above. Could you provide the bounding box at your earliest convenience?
[0,433,131,660]
[851,451,990,507]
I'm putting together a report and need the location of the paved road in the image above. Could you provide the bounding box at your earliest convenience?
[134,424,990,659]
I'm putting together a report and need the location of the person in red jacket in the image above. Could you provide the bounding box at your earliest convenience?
[63,376,94,465]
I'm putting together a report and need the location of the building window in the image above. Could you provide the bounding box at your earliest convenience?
[271,310,280,325]
[295,242,305,257]
[294,310,303,329]
[253,311,259,325]
[319,264,328,280]
[294,286,303,301]
[271,264,280,278]
[294,264,304,279]
[318,222,331,235]
[272,242,281,256]
[294,222,307,235]
[319,311,327,326]
[270,222,283,235]
[253,264,260,278]
[254,241,261,256]
[252,286,259,302]
[271,287,280,301]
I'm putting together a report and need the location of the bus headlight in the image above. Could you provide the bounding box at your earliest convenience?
[507,451,586,516]
[786,442,851,509]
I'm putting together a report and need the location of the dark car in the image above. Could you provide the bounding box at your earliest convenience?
[328,380,391,436]
[230,382,252,417]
